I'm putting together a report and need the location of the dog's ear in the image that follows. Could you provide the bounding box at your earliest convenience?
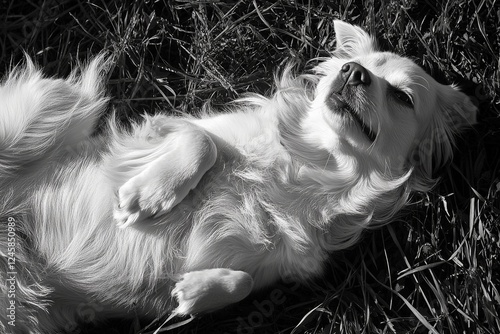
[432,86,477,169]
[409,86,477,192]
[439,85,478,129]
[333,20,377,58]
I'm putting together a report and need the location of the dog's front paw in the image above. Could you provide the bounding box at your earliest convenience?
[114,179,143,228]
[113,174,180,228]
[172,269,254,315]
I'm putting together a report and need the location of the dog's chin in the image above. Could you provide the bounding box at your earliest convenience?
[327,93,377,143]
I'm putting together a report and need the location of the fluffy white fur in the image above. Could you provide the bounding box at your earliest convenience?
[0,21,476,333]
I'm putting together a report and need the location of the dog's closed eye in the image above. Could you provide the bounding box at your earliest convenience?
[391,87,414,108]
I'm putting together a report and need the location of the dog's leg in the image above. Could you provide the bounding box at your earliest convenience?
[172,268,254,315]
[112,119,217,227]
[0,56,108,176]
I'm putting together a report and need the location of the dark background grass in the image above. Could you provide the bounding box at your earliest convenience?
[1,0,499,333]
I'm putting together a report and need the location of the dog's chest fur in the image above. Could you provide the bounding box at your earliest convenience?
[170,110,328,288]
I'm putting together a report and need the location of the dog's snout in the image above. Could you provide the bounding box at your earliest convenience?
[341,62,371,86]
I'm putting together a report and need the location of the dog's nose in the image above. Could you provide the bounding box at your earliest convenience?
[341,62,371,86]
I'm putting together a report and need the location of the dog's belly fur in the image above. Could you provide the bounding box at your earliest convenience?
[27,109,326,326]
[185,110,328,280]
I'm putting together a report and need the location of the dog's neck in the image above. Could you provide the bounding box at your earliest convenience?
[271,83,412,250]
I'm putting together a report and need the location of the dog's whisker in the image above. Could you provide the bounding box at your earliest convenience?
[323,152,333,172]
[413,75,431,91]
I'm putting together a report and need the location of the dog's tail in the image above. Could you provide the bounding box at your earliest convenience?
[0,54,110,178]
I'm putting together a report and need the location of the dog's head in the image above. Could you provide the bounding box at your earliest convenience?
[303,21,477,191]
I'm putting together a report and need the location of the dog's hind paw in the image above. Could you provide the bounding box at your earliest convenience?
[172,269,254,315]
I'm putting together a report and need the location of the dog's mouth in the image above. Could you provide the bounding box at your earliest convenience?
[328,93,377,142]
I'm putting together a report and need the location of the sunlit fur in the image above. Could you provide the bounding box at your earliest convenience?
[0,21,476,333]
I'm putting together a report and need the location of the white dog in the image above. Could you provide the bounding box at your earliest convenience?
[0,21,476,333]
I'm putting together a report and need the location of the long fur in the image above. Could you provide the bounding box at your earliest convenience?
[0,21,476,333]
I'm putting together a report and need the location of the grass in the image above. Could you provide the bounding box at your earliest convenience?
[1,0,499,333]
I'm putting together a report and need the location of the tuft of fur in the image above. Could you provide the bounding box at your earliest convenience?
[0,22,476,333]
